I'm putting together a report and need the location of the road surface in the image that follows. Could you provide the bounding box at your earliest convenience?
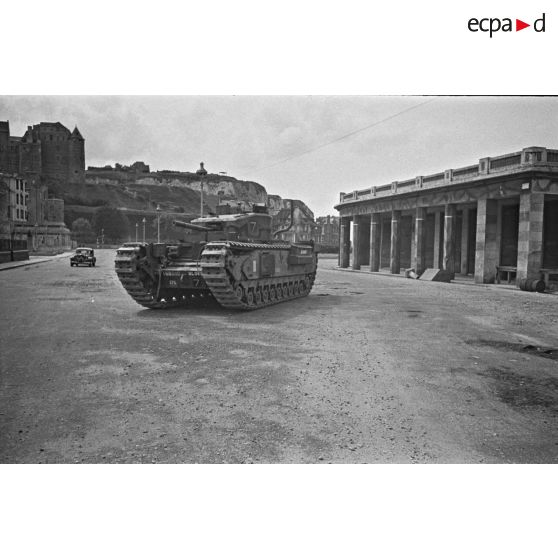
[0,250,556,463]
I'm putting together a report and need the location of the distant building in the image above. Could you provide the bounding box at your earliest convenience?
[87,161,150,173]
[0,121,85,183]
[268,196,316,243]
[313,215,339,251]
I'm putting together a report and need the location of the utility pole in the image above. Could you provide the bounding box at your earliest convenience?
[196,162,208,218]
[156,205,161,243]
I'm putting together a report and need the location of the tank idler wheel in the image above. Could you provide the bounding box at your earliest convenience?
[255,288,263,305]
[270,286,277,301]
[262,287,270,303]
[246,289,255,306]
[282,284,289,299]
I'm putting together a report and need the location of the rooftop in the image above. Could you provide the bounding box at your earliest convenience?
[336,146,558,208]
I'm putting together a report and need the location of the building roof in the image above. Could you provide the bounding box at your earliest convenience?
[71,126,84,140]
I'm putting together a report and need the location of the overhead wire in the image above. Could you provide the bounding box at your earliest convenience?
[243,97,437,173]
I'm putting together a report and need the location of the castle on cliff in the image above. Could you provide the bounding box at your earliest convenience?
[0,121,85,182]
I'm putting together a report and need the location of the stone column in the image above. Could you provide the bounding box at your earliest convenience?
[475,198,498,283]
[517,191,545,281]
[339,217,351,268]
[412,207,427,275]
[390,210,401,274]
[352,216,363,270]
[443,203,457,277]
[460,208,470,275]
[433,211,442,268]
[369,213,381,272]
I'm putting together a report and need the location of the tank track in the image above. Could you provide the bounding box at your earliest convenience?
[115,245,212,309]
[200,241,316,311]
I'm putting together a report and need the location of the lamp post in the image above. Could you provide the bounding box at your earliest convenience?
[156,204,161,243]
[135,222,138,242]
[142,217,146,243]
[196,162,208,218]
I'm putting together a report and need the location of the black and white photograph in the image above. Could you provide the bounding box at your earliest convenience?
[1,1,556,557]
[1,95,557,465]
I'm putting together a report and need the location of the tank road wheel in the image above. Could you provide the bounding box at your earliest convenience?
[262,287,270,304]
[235,285,244,302]
[270,286,277,302]
[298,280,307,295]
[246,288,255,306]
[255,288,263,305]
[292,282,299,296]
[282,284,289,299]
[288,283,295,297]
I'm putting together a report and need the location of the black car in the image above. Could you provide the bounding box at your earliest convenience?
[70,247,96,267]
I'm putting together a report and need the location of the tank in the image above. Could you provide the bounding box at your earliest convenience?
[115,204,318,310]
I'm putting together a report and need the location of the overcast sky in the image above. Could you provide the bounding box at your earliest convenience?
[1,96,556,216]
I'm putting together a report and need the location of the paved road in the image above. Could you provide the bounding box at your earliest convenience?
[0,249,556,463]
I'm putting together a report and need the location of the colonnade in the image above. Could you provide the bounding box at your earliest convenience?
[339,190,548,284]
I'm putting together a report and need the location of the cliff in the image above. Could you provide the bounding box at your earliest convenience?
[50,166,316,243]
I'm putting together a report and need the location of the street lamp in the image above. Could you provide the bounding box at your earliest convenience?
[142,217,146,243]
[135,222,138,242]
[156,204,161,243]
[196,162,208,218]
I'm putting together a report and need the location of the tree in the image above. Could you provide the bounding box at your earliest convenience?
[93,207,130,244]
[71,218,95,245]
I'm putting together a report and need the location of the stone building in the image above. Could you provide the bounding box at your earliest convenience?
[0,172,72,259]
[268,196,316,243]
[0,121,85,183]
[335,146,558,288]
[313,215,340,251]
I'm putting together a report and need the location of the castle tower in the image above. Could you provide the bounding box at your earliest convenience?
[0,121,10,172]
[68,126,85,182]
[20,126,42,175]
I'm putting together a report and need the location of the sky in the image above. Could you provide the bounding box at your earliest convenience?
[1,95,556,216]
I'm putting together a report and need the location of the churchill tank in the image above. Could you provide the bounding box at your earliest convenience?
[115,204,317,310]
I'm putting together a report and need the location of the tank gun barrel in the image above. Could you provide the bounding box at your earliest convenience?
[173,220,212,232]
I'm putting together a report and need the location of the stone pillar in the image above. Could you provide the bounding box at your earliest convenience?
[475,198,498,283]
[443,203,457,277]
[517,191,545,281]
[390,210,401,274]
[412,207,427,275]
[433,211,443,268]
[339,217,351,268]
[352,216,362,270]
[460,208,470,275]
[369,213,381,272]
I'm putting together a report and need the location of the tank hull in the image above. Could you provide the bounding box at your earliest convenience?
[115,240,317,310]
